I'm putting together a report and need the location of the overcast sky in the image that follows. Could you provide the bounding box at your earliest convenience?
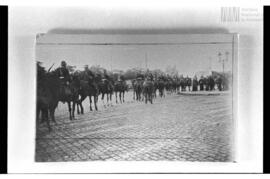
[36,42,233,76]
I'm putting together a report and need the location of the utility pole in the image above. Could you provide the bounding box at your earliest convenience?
[110,54,112,71]
[218,52,223,73]
[225,51,229,73]
[145,53,148,69]
[218,52,229,74]
[209,57,212,71]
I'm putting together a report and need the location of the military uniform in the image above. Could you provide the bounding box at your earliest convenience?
[83,68,95,82]
[199,77,204,91]
[192,77,198,91]
[136,73,144,80]
[145,73,153,81]
[55,66,71,85]
[55,61,72,100]
[119,75,125,81]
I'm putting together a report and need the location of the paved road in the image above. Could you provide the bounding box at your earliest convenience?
[36,91,234,162]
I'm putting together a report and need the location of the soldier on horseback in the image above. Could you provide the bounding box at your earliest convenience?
[136,72,144,81]
[82,65,95,83]
[102,69,111,82]
[143,70,155,104]
[145,70,153,81]
[55,61,72,100]
[55,61,71,84]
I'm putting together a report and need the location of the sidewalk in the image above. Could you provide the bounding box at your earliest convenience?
[177,90,231,96]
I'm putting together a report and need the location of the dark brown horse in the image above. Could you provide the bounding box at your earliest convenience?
[36,66,80,132]
[157,79,165,98]
[98,78,114,107]
[153,79,159,98]
[143,79,154,104]
[133,79,144,101]
[114,80,128,103]
[76,74,99,113]
[36,62,52,131]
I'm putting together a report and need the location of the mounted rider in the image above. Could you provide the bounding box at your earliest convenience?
[145,72,153,81]
[55,60,72,99]
[82,65,95,82]
[102,69,110,81]
[144,69,153,81]
[119,74,125,82]
[55,61,71,85]
[136,72,144,81]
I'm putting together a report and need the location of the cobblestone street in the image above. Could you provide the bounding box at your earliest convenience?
[36,91,234,162]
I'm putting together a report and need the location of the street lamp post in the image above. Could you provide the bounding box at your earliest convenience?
[218,52,229,74]
[218,52,223,73]
[225,51,229,73]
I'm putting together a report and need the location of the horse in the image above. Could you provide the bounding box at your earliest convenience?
[114,80,128,103]
[36,71,68,132]
[39,69,80,131]
[98,78,114,107]
[133,79,144,101]
[176,78,181,93]
[143,79,154,104]
[131,79,137,100]
[75,73,99,114]
[51,70,80,121]
[36,63,52,131]
[157,79,165,98]
[165,80,173,94]
[153,79,159,98]
[172,79,178,93]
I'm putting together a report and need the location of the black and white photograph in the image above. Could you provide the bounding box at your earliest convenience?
[8,3,263,173]
[35,33,235,162]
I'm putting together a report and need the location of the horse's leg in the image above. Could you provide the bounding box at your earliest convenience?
[150,92,153,104]
[79,95,86,114]
[101,93,106,107]
[115,92,118,104]
[42,108,51,132]
[89,96,93,111]
[76,95,80,114]
[94,95,98,111]
[123,91,125,103]
[68,102,72,120]
[110,93,113,106]
[77,102,80,114]
[145,91,147,104]
[119,92,122,103]
[41,108,46,124]
[106,93,110,106]
[50,102,58,124]
[72,101,76,120]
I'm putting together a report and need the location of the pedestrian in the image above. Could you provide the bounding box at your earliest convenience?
[192,75,198,91]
